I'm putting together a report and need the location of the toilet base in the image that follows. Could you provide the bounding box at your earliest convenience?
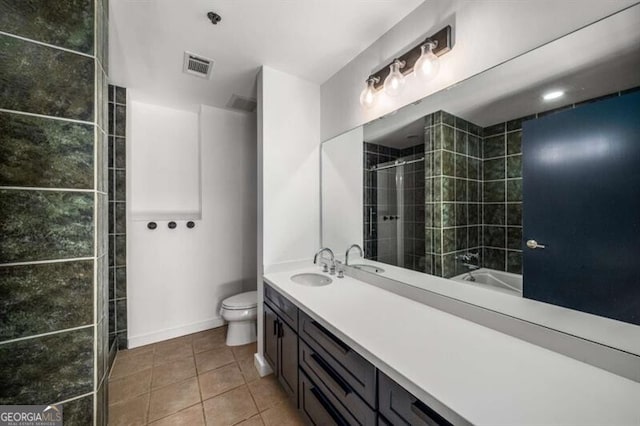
[226,320,257,346]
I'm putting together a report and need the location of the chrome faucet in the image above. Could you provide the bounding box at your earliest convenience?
[345,244,364,266]
[455,252,480,281]
[313,247,336,275]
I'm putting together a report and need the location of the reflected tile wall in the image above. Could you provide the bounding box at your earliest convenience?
[425,111,483,278]
[108,84,128,352]
[0,1,108,423]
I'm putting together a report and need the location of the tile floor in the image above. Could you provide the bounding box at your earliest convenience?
[108,326,305,425]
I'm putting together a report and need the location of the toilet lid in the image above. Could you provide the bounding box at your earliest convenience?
[222,291,257,309]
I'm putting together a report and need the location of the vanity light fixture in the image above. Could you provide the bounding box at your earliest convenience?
[383,59,407,97]
[359,76,380,109]
[543,90,565,101]
[358,25,452,108]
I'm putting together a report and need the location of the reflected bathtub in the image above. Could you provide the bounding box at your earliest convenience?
[451,268,522,296]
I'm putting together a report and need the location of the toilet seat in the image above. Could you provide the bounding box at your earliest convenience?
[222,291,257,310]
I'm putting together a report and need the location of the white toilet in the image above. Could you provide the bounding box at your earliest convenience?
[220,291,258,346]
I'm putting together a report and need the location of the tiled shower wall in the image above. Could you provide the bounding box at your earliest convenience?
[482,120,524,274]
[425,112,483,278]
[0,0,109,424]
[108,85,127,354]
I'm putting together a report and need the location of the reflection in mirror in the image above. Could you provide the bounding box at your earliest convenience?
[322,6,640,339]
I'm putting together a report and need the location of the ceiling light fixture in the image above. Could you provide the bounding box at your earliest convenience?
[358,25,453,108]
[543,90,565,101]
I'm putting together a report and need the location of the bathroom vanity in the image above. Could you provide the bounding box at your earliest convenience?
[262,266,640,425]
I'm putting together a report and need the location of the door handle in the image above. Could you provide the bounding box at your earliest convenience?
[526,239,546,249]
[273,319,278,336]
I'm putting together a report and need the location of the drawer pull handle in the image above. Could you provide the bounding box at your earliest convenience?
[310,353,352,397]
[310,321,350,355]
[411,399,447,426]
[310,386,349,426]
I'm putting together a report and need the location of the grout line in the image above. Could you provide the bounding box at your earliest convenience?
[0,186,96,193]
[0,324,93,346]
[0,257,94,267]
[0,108,95,125]
[0,31,95,58]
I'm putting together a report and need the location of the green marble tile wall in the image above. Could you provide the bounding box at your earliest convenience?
[425,111,483,278]
[0,0,109,424]
[107,84,127,357]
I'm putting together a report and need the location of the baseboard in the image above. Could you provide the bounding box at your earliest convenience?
[128,317,226,348]
[254,353,273,377]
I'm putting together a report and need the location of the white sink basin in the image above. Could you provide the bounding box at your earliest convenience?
[290,273,332,287]
[351,264,385,273]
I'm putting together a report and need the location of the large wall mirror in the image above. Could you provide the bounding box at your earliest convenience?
[321,6,640,356]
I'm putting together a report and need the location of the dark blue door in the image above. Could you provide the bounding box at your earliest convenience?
[522,91,640,326]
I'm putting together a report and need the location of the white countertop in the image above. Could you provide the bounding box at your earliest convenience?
[264,265,640,426]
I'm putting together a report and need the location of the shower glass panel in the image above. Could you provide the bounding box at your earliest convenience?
[364,150,425,272]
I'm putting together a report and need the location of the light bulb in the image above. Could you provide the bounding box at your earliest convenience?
[383,60,406,97]
[359,78,377,109]
[414,41,440,82]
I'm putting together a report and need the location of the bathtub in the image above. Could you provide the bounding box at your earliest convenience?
[451,268,523,296]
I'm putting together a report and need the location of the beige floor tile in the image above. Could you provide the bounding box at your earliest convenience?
[232,342,257,361]
[247,375,288,412]
[260,400,305,426]
[152,355,196,389]
[148,403,205,426]
[148,377,201,422]
[109,368,152,405]
[108,393,149,426]
[110,350,154,380]
[192,327,227,354]
[117,344,154,359]
[237,355,260,383]
[199,363,245,400]
[203,385,258,426]
[237,414,265,426]
[153,340,193,366]
[195,347,235,374]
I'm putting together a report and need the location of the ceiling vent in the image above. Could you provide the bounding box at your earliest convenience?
[183,51,214,79]
[226,94,257,113]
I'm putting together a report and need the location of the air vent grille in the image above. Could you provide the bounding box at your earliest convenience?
[183,51,214,79]
[226,94,257,113]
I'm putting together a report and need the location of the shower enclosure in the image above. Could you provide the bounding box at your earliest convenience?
[364,144,425,272]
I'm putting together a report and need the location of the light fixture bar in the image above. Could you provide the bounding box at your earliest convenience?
[369,25,452,91]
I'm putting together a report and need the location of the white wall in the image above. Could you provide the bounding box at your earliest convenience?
[130,100,201,220]
[260,67,321,268]
[128,103,257,347]
[321,127,363,254]
[255,66,321,374]
[321,0,639,140]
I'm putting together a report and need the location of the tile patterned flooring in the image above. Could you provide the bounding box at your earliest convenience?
[108,326,304,425]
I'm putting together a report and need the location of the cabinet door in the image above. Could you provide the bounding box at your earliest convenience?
[278,319,298,403]
[263,303,278,373]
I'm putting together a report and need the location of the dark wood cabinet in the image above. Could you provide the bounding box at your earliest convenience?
[263,284,298,404]
[263,282,454,425]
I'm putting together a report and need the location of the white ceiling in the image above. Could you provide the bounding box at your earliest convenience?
[109,0,424,110]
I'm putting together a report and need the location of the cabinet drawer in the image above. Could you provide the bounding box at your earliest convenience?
[299,310,376,407]
[264,283,298,331]
[299,340,376,425]
[378,372,452,426]
[299,369,374,426]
